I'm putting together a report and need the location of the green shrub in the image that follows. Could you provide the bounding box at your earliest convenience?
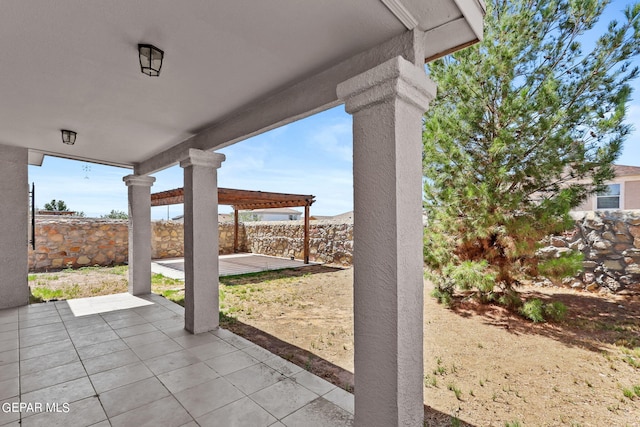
[520,299,546,323]
[498,289,523,309]
[442,260,497,294]
[431,287,453,306]
[538,251,583,280]
[520,299,568,323]
[544,301,568,322]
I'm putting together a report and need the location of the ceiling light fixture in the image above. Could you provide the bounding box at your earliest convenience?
[61,129,77,145]
[138,44,164,76]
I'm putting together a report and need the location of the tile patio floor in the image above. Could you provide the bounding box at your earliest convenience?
[0,293,354,427]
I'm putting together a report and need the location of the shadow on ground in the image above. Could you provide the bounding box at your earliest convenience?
[449,289,640,352]
[220,313,476,427]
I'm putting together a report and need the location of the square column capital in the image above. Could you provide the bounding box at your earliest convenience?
[180,149,226,169]
[123,174,156,187]
[337,56,436,115]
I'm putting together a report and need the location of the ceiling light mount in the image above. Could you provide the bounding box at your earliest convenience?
[61,129,77,145]
[138,44,164,77]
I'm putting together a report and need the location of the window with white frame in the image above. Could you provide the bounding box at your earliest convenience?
[596,183,621,209]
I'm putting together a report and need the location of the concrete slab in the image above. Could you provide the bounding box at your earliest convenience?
[152,253,318,280]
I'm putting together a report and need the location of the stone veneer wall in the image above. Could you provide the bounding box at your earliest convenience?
[28,217,128,271]
[28,218,245,271]
[243,220,353,266]
[29,213,640,293]
[151,221,240,258]
[28,217,354,271]
[539,211,640,293]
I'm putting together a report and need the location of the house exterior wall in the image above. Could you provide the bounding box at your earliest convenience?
[574,196,593,212]
[625,180,640,209]
[0,143,29,308]
[571,176,640,212]
[255,213,300,221]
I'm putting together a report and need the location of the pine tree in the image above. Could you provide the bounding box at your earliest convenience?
[423,0,640,303]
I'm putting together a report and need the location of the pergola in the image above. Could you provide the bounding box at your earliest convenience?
[151,187,315,263]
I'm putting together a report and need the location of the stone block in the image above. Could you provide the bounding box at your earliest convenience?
[48,233,64,243]
[77,256,90,265]
[625,264,640,275]
[93,253,108,265]
[603,260,624,271]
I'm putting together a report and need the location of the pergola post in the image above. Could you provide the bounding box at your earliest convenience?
[123,174,156,296]
[234,208,239,253]
[180,149,225,334]
[304,204,310,264]
[337,56,436,427]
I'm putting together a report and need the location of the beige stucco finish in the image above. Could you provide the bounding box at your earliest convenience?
[338,56,436,427]
[625,180,640,209]
[573,177,640,211]
[123,174,156,295]
[0,143,29,308]
[181,149,226,334]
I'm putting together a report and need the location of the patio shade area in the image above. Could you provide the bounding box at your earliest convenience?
[0,293,354,426]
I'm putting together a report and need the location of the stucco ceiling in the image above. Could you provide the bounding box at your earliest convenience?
[0,0,482,169]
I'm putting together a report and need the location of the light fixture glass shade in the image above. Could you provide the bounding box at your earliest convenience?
[138,44,164,76]
[61,129,76,145]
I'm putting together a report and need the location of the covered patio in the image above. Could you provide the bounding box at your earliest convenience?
[0,1,484,425]
[0,294,353,426]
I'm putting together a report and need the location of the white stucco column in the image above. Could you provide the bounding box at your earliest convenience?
[180,149,225,334]
[337,56,436,427]
[0,144,29,309]
[123,174,156,295]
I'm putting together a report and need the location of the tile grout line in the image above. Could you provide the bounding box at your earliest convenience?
[54,301,109,424]
[92,300,195,425]
[17,306,22,425]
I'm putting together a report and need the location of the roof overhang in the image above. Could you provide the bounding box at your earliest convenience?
[0,1,484,170]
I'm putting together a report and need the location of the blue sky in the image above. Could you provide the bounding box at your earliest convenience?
[28,1,640,220]
[29,106,353,219]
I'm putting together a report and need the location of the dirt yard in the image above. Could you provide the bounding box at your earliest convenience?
[28,265,640,426]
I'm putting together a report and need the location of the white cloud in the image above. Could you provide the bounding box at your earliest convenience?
[307,121,352,162]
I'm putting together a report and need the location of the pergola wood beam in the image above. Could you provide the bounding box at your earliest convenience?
[151,187,315,209]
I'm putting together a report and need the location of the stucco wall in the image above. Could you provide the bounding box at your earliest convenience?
[625,180,640,210]
[0,144,30,308]
[573,178,640,211]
